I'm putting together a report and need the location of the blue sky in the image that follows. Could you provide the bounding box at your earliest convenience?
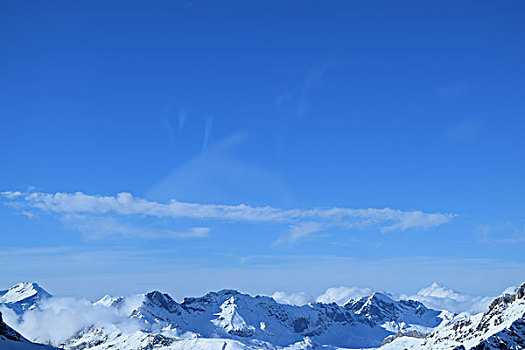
[1,0,524,300]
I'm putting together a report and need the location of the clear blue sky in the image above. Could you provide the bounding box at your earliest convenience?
[1,0,524,300]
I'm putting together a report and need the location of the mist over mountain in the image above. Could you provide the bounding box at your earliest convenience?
[1,281,523,350]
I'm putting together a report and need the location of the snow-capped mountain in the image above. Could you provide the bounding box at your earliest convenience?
[93,295,125,308]
[97,289,394,348]
[344,292,442,333]
[58,288,447,349]
[0,310,55,350]
[380,282,525,350]
[0,283,51,315]
[2,281,524,349]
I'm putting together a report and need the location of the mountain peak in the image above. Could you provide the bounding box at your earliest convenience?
[344,290,441,331]
[143,291,181,315]
[145,291,174,306]
[95,295,124,308]
[368,291,394,302]
[203,289,242,299]
[0,282,51,304]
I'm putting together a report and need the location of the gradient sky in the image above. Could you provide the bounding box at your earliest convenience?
[1,0,524,300]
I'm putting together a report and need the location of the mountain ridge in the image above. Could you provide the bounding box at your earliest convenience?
[0,282,51,315]
[1,281,524,349]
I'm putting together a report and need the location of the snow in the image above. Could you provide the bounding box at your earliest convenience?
[212,297,256,337]
[94,295,125,308]
[2,281,524,350]
[0,283,50,305]
[376,282,525,349]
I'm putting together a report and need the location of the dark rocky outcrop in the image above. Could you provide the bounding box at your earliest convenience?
[0,311,22,342]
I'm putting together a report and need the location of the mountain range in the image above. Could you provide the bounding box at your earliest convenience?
[0,281,523,350]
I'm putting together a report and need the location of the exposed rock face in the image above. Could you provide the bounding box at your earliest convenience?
[386,282,525,350]
[470,318,525,350]
[451,282,525,349]
[4,281,525,350]
[128,288,391,348]
[0,311,22,342]
[62,288,445,349]
[345,291,442,330]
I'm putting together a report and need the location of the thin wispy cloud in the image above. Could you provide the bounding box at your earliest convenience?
[1,190,456,243]
[61,215,210,240]
[273,222,325,245]
[0,246,75,257]
[479,222,525,244]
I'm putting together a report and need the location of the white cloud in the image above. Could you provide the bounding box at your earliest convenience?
[479,222,525,243]
[402,282,493,314]
[0,296,144,346]
[271,291,313,306]
[316,286,375,305]
[61,214,210,240]
[271,282,516,314]
[1,191,22,199]
[22,211,35,219]
[273,222,325,245]
[270,286,376,306]
[1,190,456,243]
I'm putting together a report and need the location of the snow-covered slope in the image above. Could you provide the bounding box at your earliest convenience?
[4,281,525,350]
[0,283,51,314]
[344,292,442,334]
[94,295,125,308]
[59,288,447,349]
[127,289,392,348]
[0,311,55,350]
[380,282,525,350]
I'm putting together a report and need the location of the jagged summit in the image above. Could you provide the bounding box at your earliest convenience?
[94,295,125,308]
[121,287,437,348]
[384,282,525,349]
[3,281,524,350]
[144,290,181,313]
[182,289,243,303]
[0,282,51,315]
[349,291,395,307]
[0,282,51,304]
[345,290,441,332]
